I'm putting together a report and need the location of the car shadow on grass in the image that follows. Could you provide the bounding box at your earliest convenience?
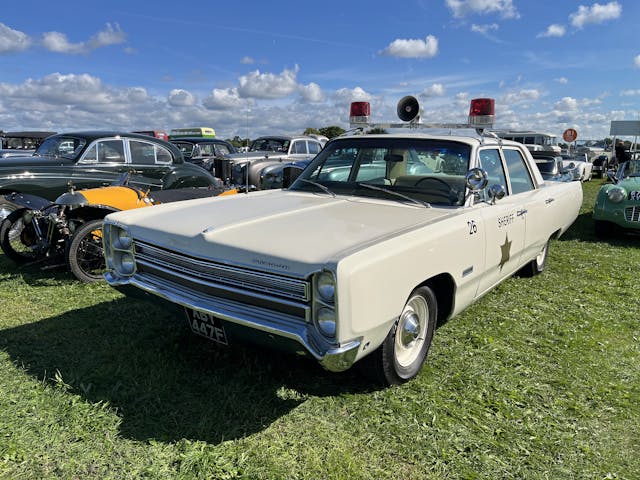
[0,296,376,444]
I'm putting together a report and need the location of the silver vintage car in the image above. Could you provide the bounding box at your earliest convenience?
[227,135,323,189]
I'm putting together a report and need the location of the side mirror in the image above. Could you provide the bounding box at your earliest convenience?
[384,153,404,163]
[487,184,506,203]
[464,168,488,191]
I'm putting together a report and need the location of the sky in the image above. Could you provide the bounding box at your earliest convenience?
[0,0,638,142]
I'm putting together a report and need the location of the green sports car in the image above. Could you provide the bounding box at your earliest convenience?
[593,159,640,237]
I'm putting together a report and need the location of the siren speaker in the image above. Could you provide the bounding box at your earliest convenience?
[397,96,420,122]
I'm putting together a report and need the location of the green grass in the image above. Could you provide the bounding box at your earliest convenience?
[0,179,638,479]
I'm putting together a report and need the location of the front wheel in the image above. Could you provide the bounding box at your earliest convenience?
[360,286,437,386]
[0,208,48,263]
[66,219,106,283]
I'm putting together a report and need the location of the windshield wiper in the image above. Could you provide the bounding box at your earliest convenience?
[357,182,431,208]
[298,178,336,197]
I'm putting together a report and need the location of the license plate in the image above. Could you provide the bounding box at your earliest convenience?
[184,308,228,345]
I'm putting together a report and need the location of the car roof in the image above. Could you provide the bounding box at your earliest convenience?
[45,131,184,160]
[169,137,230,144]
[330,132,522,149]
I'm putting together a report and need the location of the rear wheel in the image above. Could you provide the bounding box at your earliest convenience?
[66,219,106,283]
[0,208,46,263]
[361,286,437,386]
[518,238,549,277]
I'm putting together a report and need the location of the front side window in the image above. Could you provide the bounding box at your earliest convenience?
[292,141,307,154]
[503,148,534,194]
[291,138,471,206]
[80,139,125,164]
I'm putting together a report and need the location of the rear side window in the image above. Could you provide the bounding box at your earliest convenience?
[503,148,534,194]
[129,140,172,165]
[308,141,321,154]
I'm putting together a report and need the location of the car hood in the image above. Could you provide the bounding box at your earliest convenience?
[109,190,456,276]
[0,154,72,168]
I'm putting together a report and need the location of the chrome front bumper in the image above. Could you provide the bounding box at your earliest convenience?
[106,272,361,372]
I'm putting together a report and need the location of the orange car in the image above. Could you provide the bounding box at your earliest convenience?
[0,173,236,282]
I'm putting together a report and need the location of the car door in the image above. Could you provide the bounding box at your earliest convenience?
[476,147,527,296]
[126,139,172,190]
[73,138,128,189]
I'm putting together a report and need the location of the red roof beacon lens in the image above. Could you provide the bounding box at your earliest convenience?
[349,102,371,125]
[468,98,495,127]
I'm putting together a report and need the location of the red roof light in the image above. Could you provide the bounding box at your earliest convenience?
[349,101,371,125]
[468,98,495,127]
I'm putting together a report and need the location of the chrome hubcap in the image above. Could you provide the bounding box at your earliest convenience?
[395,294,428,367]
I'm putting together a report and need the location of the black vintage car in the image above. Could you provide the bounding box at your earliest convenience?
[0,131,217,220]
[168,137,237,178]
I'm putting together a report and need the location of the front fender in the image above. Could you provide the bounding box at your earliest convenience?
[2,191,53,211]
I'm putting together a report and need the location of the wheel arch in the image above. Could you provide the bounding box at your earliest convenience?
[418,273,455,326]
[67,205,120,223]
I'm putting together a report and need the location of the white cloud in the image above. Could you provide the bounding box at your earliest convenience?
[537,24,566,38]
[635,54,640,68]
[202,87,252,110]
[421,83,446,97]
[620,89,640,96]
[569,2,621,29]
[168,89,196,107]
[333,87,371,102]
[240,56,254,65]
[42,23,126,54]
[471,23,499,35]
[555,77,569,84]
[379,35,438,59]
[446,0,519,19]
[237,66,299,99]
[554,96,579,111]
[0,23,31,53]
[299,82,324,103]
[502,89,541,105]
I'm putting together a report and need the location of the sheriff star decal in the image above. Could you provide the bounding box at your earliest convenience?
[499,234,512,270]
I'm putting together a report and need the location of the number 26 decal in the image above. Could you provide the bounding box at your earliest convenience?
[467,220,478,235]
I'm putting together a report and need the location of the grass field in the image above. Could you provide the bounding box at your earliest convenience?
[0,179,638,479]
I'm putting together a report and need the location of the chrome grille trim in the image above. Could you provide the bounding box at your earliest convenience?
[625,206,640,222]
[133,241,310,302]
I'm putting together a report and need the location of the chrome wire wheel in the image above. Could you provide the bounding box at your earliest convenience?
[394,294,429,368]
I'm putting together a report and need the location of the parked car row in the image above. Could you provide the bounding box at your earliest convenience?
[3,99,636,387]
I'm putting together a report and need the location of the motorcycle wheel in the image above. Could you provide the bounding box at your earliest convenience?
[0,208,45,264]
[66,219,106,283]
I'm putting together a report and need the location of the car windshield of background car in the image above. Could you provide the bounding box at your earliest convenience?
[290,138,471,206]
[35,136,86,160]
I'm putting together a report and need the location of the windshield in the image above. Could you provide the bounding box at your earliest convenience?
[35,136,86,160]
[620,160,640,177]
[289,137,471,206]
[250,138,289,153]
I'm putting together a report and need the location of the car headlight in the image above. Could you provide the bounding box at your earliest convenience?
[315,307,336,337]
[607,187,626,203]
[104,223,136,277]
[114,228,133,249]
[316,271,335,303]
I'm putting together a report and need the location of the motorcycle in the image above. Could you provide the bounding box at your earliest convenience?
[0,171,236,282]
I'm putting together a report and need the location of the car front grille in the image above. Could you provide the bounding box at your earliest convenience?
[624,206,640,222]
[133,241,310,303]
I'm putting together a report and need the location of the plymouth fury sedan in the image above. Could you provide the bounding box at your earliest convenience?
[102,98,582,385]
